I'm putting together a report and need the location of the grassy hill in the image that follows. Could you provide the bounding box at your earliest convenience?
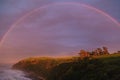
[13,53,120,80]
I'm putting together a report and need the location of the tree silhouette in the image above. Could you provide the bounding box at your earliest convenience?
[79,50,90,58]
[103,47,109,55]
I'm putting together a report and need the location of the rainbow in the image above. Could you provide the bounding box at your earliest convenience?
[0,2,120,47]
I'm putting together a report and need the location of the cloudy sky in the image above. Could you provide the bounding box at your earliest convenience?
[0,0,120,63]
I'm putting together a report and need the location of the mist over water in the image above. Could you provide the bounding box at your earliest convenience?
[0,64,32,80]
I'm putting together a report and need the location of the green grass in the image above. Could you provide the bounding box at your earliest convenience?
[13,56,79,78]
[13,53,120,80]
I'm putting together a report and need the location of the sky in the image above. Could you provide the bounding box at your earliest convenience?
[0,0,120,63]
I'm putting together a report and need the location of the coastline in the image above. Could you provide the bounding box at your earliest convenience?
[23,71,45,80]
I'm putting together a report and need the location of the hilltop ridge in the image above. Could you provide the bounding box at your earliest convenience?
[13,52,120,80]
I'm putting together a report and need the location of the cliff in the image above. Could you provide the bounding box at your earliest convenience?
[13,54,120,80]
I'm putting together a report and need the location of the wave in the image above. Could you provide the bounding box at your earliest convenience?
[0,69,32,80]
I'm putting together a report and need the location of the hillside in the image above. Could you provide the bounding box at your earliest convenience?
[13,53,120,80]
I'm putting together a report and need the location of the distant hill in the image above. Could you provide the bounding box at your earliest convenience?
[13,53,120,80]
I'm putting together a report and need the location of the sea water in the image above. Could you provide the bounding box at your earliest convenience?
[0,64,32,80]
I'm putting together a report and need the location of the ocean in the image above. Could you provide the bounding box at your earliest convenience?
[0,64,32,80]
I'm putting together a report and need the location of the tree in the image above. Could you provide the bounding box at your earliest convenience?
[79,50,90,58]
[102,47,109,55]
[97,48,103,55]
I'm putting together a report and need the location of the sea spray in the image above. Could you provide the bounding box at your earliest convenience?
[0,68,32,80]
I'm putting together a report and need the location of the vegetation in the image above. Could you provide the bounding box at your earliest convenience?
[79,46,110,58]
[48,55,120,80]
[13,52,120,80]
[13,56,78,78]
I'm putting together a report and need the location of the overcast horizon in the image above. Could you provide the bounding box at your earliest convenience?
[0,0,120,63]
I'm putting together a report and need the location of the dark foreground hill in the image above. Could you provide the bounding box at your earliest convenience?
[13,54,120,80]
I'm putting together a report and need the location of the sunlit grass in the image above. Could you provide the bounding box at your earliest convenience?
[13,53,120,80]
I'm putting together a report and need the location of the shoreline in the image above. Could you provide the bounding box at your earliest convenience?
[24,71,45,80]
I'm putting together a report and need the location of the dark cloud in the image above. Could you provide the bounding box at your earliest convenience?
[0,0,120,40]
[0,0,49,41]
[0,0,120,63]
[0,3,120,63]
